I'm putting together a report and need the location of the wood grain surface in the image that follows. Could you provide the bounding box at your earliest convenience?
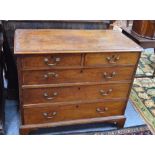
[14,29,142,54]
[22,83,130,105]
[23,100,126,125]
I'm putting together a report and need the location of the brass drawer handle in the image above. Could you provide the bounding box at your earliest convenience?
[106,55,120,64]
[44,72,59,79]
[43,112,57,119]
[100,89,112,96]
[44,57,61,66]
[96,107,108,113]
[103,72,116,79]
[43,92,58,100]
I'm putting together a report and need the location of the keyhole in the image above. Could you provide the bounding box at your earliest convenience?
[76,105,79,108]
[80,70,83,73]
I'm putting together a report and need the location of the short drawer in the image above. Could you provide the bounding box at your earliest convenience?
[22,83,130,105]
[85,52,140,66]
[21,53,81,69]
[23,100,126,125]
[22,66,135,85]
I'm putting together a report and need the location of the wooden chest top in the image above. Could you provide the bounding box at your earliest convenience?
[14,29,142,54]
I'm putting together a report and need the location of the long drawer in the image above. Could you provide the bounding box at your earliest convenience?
[85,52,139,66]
[22,66,135,85]
[23,100,126,125]
[22,83,130,105]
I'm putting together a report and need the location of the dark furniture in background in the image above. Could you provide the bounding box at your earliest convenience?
[0,23,5,134]
[122,21,155,78]
[2,20,113,100]
[132,20,155,40]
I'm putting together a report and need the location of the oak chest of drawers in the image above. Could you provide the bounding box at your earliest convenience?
[14,29,142,134]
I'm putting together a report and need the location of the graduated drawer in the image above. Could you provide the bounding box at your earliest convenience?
[85,52,140,66]
[23,100,126,125]
[21,53,81,69]
[22,66,135,85]
[22,83,130,105]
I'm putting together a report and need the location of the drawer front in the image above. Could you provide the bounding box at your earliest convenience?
[22,83,130,105]
[22,67,135,85]
[85,52,139,66]
[23,101,126,125]
[21,54,81,69]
